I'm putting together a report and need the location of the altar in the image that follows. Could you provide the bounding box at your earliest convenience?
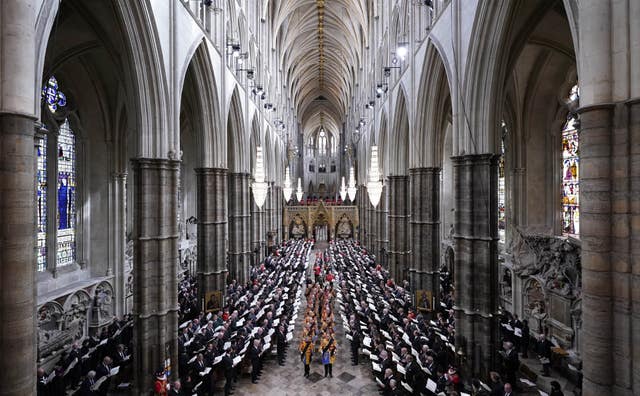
[284,201,359,240]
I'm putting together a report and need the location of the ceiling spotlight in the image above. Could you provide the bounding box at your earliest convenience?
[369,100,375,107]
[376,84,384,94]
[396,43,409,61]
[359,119,365,127]
[392,57,398,65]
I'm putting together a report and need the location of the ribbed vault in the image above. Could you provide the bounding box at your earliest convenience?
[271,0,369,138]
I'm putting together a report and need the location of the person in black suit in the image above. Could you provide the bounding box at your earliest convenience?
[350,323,361,365]
[170,380,184,395]
[249,339,261,384]
[37,368,49,396]
[79,370,97,396]
[222,348,235,396]
[536,334,553,376]
[276,323,287,366]
[501,341,519,387]
[502,382,515,396]
[95,356,112,396]
[405,355,425,395]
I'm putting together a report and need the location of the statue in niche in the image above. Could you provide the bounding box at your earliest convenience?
[125,274,134,296]
[94,283,114,320]
[125,239,134,270]
[447,223,455,240]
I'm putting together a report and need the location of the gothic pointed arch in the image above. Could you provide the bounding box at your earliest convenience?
[227,87,248,173]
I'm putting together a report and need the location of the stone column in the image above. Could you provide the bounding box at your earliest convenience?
[630,99,640,396]
[250,194,265,264]
[577,1,639,393]
[452,155,498,378]
[409,168,441,302]
[376,184,389,269]
[273,186,282,243]
[0,116,36,396]
[195,168,228,300]
[112,172,127,317]
[357,186,366,245]
[0,1,38,394]
[266,182,275,249]
[366,189,377,251]
[131,158,180,392]
[388,176,410,284]
[228,173,251,284]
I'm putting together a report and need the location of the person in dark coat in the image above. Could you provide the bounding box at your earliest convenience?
[536,334,553,376]
[520,320,530,358]
[37,368,49,396]
[249,339,261,384]
[350,322,361,365]
[550,380,564,396]
[222,348,235,396]
[276,323,287,366]
[78,370,97,396]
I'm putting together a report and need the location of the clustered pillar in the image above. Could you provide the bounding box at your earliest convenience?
[375,184,389,266]
[228,173,251,284]
[409,168,441,304]
[250,193,265,263]
[0,1,37,394]
[452,155,498,378]
[195,168,228,300]
[132,158,180,392]
[387,175,410,285]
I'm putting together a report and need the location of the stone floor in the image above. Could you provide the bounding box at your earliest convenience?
[221,246,380,396]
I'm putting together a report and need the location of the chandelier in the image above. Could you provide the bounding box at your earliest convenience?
[251,146,269,208]
[339,176,348,201]
[283,166,293,202]
[367,145,383,208]
[296,178,304,202]
[347,166,357,202]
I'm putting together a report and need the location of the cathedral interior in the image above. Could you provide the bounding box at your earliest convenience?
[0,0,638,395]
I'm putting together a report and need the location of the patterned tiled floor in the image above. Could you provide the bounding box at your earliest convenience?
[219,247,379,396]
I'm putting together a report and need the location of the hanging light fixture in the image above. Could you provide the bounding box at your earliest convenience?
[339,177,348,201]
[251,146,269,208]
[283,166,293,202]
[296,177,304,202]
[347,166,357,201]
[367,145,383,207]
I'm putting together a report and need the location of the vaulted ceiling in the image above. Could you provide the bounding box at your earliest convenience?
[271,0,369,140]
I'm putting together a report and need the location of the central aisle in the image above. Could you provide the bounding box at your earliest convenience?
[229,245,378,396]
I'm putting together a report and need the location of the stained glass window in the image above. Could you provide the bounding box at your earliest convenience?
[37,134,48,271]
[41,76,67,113]
[56,120,76,267]
[498,121,506,243]
[562,85,579,237]
[318,129,327,156]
